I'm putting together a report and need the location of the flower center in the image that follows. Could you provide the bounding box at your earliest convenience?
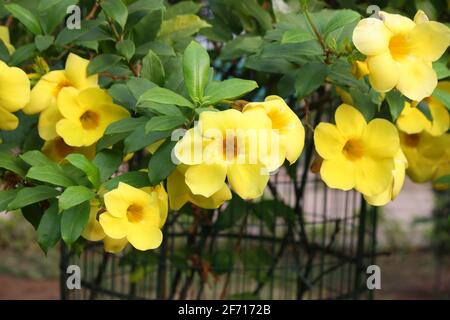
[126,204,144,223]
[403,133,420,147]
[343,139,364,161]
[80,110,99,130]
[389,34,411,61]
[52,80,72,97]
[222,135,239,160]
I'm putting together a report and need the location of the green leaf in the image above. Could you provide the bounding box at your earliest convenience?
[158,14,210,40]
[55,20,102,46]
[124,126,171,154]
[148,140,177,185]
[116,39,135,61]
[27,165,76,187]
[101,0,128,30]
[220,36,262,60]
[20,150,54,167]
[164,1,201,19]
[138,102,184,117]
[105,117,148,134]
[182,41,210,103]
[8,186,59,210]
[203,79,258,105]
[87,54,123,76]
[65,154,101,189]
[0,152,28,176]
[59,186,95,211]
[0,189,20,212]
[37,201,61,254]
[323,9,360,37]
[145,115,185,133]
[385,90,405,121]
[295,62,328,98]
[281,30,316,44]
[103,171,151,190]
[93,149,123,182]
[34,35,54,52]
[38,0,78,35]
[60,201,90,245]
[9,43,36,66]
[434,175,450,185]
[417,101,433,121]
[433,58,450,80]
[5,3,42,35]
[432,88,450,111]
[139,87,194,108]
[141,49,165,86]
[21,203,44,230]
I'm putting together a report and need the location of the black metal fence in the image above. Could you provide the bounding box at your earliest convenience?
[60,162,378,300]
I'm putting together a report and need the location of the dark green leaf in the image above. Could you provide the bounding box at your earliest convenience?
[37,201,61,254]
[38,0,78,34]
[0,189,20,211]
[9,43,36,66]
[0,151,28,176]
[141,49,165,86]
[8,186,59,210]
[59,186,95,211]
[102,171,150,190]
[432,88,450,111]
[93,149,123,182]
[101,0,128,30]
[385,90,405,121]
[5,3,42,35]
[27,165,76,187]
[105,117,148,134]
[34,35,54,52]
[61,201,90,245]
[87,54,123,76]
[182,41,210,103]
[145,115,185,133]
[66,154,101,189]
[139,87,194,108]
[281,30,316,44]
[203,79,258,105]
[20,150,54,167]
[116,39,135,61]
[148,140,177,185]
[295,62,328,98]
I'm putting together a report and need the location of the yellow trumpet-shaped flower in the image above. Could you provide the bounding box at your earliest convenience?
[0,60,30,130]
[82,202,129,254]
[243,95,305,169]
[352,10,450,101]
[42,137,96,163]
[397,83,450,137]
[400,130,449,183]
[314,104,400,197]
[174,108,273,200]
[56,87,130,147]
[167,165,232,210]
[99,182,164,251]
[364,149,407,206]
[23,53,98,115]
[0,26,14,54]
[351,60,370,79]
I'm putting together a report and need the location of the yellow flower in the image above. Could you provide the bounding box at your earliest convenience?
[314,104,400,197]
[99,182,164,251]
[351,60,370,79]
[56,87,130,147]
[174,108,273,200]
[0,26,14,53]
[42,137,96,163]
[23,53,98,115]
[142,184,169,227]
[399,130,448,183]
[82,202,129,254]
[242,95,305,169]
[397,83,450,137]
[0,60,30,130]
[167,165,232,210]
[352,10,450,101]
[364,149,407,206]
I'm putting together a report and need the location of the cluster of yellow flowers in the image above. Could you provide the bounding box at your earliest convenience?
[169,96,305,209]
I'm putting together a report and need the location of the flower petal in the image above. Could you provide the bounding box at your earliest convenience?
[335,104,367,139]
[0,61,30,112]
[127,224,162,251]
[103,185,131,218]
[167,167,190,211]
[38,102,63,141]
[379,11,416,34]
[352,18,391,56]
[82,205,105,241]
[57,87,85,120]
[409,21,450,62]
[99,213,129,239]
[320,155,355,191]
[396,57,437,101]
[185,163,228,197]
[103,236,128,254]
[396,103,431,134]
[0,106,19,130]
[227,163,269,199]
[56,119,95,147]
[23,71,66,115]
[65,53,98,89]
[427,93,450,136]
[363,118,400,158]
[366,52,399,93]
[314,123,345,159]
[355,157,394,196]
